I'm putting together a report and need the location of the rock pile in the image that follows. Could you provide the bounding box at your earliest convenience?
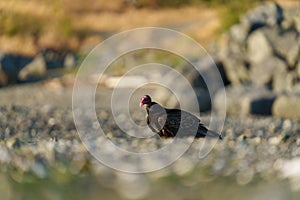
[155,3,300,118]
[0,48,77,86]
[215,2,300,119]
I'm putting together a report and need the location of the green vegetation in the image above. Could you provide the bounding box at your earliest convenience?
[0,12,75,38]
[106,49,187,75]
[215,0,261,30]
[0,12,44,36]
[127,0,260,30]
[59,17,73,37]
[0,0,261,39]
[0,0,269,56]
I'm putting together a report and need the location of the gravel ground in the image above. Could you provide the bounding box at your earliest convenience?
[0,83,300,200]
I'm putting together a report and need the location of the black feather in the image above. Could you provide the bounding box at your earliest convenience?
[143,99,222,139]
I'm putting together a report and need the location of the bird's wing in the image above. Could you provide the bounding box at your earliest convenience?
[163,109,201,136]
[166,109,200,127]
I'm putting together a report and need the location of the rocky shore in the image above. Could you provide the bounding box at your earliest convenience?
[0,83,299,199]
[0,2,299,199]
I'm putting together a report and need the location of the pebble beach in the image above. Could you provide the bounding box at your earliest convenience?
[0,83,299,200]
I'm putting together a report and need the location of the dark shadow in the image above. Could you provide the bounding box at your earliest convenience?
[250,97,276,115]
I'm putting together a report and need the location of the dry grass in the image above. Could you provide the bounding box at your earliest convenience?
[73,7,218,32]
[276,0,300,7]
[0,0,298,55]
[0,0,221,55]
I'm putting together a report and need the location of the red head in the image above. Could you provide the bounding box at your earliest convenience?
[140,95,152,107]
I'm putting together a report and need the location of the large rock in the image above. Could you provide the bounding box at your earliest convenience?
[183,56,230,90]
[214,85,247,116]
[250,56,281,87]
[282,7,300,33]
[264,28,299,68]
[221,53,249,84]
[250,56,288,91]
[247,30,273,64]
[293,83,300,94]
[214,86,276,116]
[273,95,300,119]
[218,24,247,85]
[241,2,283,31]
[228,23,249,44]
[272,60,289,93]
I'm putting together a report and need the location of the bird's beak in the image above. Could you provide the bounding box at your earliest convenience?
[139,102,144,107]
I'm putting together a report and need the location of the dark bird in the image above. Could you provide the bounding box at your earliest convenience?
[140,95,222,139]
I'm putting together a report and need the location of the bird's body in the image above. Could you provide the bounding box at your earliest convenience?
[140,95,222,139]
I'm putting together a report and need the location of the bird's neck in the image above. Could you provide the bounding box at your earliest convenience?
[146,102,157,114]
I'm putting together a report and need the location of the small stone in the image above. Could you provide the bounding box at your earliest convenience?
[64,53,76,69]
[31,162,47,178]
[283,119,292,130]
[48,118,56,126]
[250,136,261,144]
[6,137,21,149]
[0,145,11,163]
[269,137,280,145]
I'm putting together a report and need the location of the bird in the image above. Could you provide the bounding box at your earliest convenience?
[140,95,222,139]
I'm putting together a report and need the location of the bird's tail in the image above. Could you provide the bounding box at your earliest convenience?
[206,130,223,140]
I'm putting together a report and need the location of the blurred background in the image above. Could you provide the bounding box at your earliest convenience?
[0,0,300,199]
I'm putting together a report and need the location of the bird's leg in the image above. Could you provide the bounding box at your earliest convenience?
[162,129,175,137]
[158,129,169,138]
